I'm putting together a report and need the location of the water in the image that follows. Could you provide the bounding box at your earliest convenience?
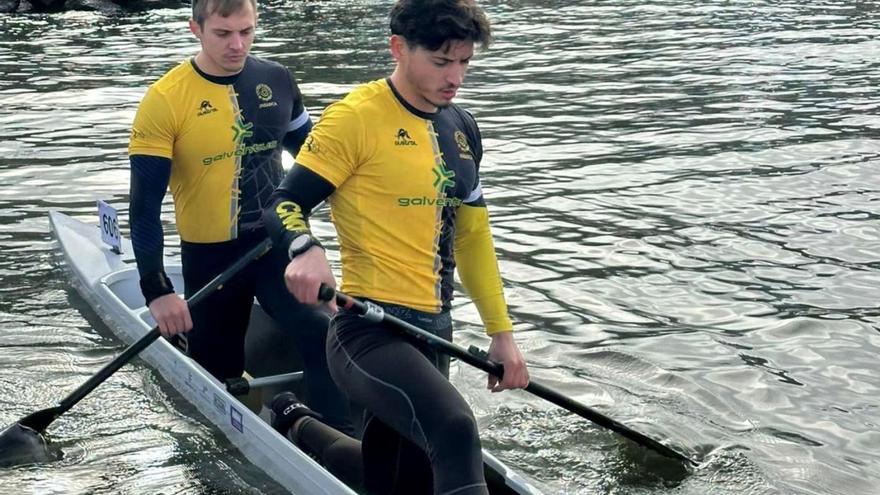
[2,1,879,493]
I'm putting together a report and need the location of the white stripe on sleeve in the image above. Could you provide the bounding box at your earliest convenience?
[287,107,311,132]
[464,181,483,203]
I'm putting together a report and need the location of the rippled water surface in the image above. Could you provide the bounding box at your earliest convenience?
[2,1,879,494]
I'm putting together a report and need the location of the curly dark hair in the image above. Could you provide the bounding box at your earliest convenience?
[390,0,492,51]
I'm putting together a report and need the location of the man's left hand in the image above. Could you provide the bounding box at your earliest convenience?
[486,331,529,392]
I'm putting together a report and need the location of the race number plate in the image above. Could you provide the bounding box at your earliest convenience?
[97,200,122,254]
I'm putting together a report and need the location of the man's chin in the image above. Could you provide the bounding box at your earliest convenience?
[222,60,246,73]
[430,96,454,109]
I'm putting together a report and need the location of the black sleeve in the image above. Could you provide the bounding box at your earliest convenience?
[463,108,483,169]
[459,107,486,206]
[262,164,336,254]
[282,118,313,157]
[281,68,313,156]
[129,154,175,304]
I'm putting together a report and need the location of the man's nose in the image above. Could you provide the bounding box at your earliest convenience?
[230,33,244,50]
[446,64,466,86]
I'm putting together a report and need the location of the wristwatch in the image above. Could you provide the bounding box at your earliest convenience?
[287,234,321,259]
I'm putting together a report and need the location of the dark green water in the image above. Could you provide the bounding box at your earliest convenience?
[1,1,879,493]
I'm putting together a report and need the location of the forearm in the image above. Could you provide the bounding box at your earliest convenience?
[282,117,313,157]
[129,154,173,304]
[454,205,513,335]
[263,164,335,254]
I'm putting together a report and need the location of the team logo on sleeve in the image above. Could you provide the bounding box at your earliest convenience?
[454,130,473,160]
[304,135,321,154]
[395,128,417,146]
[256,83,277,109]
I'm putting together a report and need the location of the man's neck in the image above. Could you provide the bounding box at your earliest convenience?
[389,71,437,114]
[193,52,243,78]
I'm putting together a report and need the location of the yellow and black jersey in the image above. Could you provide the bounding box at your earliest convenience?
[291,79,511,332]
[129,56,308,243]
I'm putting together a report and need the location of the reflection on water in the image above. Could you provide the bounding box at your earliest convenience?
[2,1,880,494]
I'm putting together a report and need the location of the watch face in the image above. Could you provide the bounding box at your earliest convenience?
[291,235,310,250]
[288,235,315,259]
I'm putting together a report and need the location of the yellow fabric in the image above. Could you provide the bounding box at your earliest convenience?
[129,61,251,242]
[454,204,513,335]
[296,80,453,312]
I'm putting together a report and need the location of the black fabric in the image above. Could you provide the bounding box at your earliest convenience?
[282,118,313,156]
[292,416,366,492]
[138,270,174,306]
[129,154,173,297]
[326,304,489,495]
[263,164,336,253]
[178,234,354,436]
[271,391,321,433]
[362,417,433,495]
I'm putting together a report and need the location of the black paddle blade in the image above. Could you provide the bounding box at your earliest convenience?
[0,238,271,469]
[0,422,61,467]
[17,406,62,433]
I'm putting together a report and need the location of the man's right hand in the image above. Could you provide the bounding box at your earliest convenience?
[148,293,193,338]
[284,245,337,312]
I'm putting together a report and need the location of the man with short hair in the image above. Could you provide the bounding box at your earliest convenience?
[128,0,352,434]
[264,1,529,492]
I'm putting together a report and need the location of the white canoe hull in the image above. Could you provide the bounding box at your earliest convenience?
[48,210,541,495]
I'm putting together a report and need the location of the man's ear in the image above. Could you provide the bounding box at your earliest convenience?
[189,18,200,38]
[390,34,406,62]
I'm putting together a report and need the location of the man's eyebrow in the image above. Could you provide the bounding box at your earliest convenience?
[433,55,471,61]
[212,26,254,32]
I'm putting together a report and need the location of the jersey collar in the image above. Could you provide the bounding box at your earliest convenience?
[386,78,443,120]
[190,57,248,85]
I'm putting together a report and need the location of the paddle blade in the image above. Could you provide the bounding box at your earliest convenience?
[17,406,62,433]
[0,422,61,467]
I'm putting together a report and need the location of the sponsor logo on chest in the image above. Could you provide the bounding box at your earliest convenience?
[200,115,277,166]
[398,162,462,207]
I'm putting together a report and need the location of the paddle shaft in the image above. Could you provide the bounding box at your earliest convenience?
[22,238,272,431]
[226,371,304,396]
[319,285,697,467]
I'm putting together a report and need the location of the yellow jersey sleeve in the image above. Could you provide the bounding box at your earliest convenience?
[454,204,513,335]
[129,86,176,159]
[295,100,368,187]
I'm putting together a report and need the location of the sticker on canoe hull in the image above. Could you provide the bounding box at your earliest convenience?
[230,406,243,433]
[213,393,226,415]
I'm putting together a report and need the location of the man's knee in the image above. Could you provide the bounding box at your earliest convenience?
[431,410,480,456]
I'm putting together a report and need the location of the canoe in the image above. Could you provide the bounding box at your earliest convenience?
[48,210,543,495]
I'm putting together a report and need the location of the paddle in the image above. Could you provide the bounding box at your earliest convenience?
[318,285,698,467]
[0,238,272,450]
[225,371,304,396]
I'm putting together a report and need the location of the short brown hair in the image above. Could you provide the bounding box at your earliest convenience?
[390,0,492,51]
[192,0,257,27]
